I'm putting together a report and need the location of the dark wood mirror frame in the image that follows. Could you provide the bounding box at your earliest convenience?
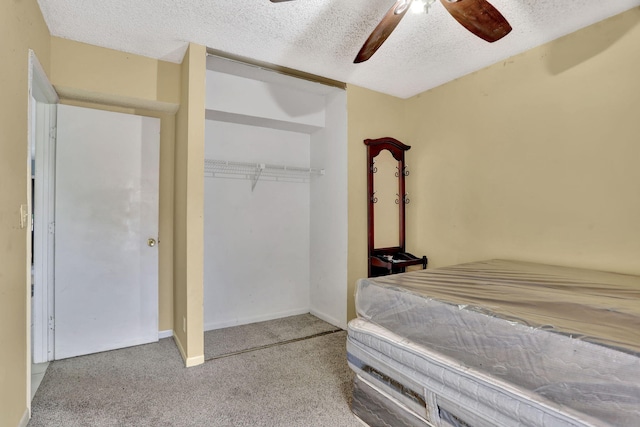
[365,137,427,277]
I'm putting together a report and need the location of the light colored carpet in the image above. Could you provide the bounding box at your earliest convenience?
[29,316,361,426]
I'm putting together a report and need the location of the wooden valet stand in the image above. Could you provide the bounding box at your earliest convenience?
[365,137,427,277]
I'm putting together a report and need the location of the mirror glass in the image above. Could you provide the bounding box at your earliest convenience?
[373,149,400,248]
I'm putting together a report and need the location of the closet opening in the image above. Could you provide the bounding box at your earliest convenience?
[203,56,348,353]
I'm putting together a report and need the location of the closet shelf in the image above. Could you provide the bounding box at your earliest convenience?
[204,159,324,190]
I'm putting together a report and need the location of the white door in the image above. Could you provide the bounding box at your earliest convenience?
[54,104,160,360]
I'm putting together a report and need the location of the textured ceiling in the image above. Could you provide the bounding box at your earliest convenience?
[37,0,640,98]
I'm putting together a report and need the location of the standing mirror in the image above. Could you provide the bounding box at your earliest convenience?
[365,137,427,277]
[373,149,400,249]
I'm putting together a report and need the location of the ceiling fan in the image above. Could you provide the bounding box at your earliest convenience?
[270,0,512,63]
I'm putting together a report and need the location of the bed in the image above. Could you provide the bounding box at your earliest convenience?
[346,259,640,427]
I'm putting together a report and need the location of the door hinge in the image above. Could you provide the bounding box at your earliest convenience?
[48,221,55,234]
[48,316,55,332]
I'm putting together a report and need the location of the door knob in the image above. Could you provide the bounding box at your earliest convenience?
[148,238,156,247]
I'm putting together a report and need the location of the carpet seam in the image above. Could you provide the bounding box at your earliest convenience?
[205,328,343,362]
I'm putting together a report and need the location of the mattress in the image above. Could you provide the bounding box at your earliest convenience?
[347,259,640,427]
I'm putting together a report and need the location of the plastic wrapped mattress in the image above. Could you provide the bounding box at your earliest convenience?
[346,259,640,427]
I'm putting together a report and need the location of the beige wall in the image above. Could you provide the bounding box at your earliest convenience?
[51,38,180,111]
[0,1,51,425]
[173,43,206,367]
[346,86,410,320]
[50,38,181,332]
[405,8,640,275]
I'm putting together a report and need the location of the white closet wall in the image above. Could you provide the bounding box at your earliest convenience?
[204,57,348,331]
[204,121,311,330]
[309,90,348,327]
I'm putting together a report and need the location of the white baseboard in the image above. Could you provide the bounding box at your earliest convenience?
[18,408,30,427]
[309,309,346,330]
[158,330,173,339]
[204,307,310,332]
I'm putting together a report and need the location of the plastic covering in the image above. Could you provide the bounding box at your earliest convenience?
[349,259,640,427]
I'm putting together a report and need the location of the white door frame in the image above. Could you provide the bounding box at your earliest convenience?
[29,50,58,364]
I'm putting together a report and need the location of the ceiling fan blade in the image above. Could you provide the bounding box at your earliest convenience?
[440,0,511,43]
[354,0,412,63]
